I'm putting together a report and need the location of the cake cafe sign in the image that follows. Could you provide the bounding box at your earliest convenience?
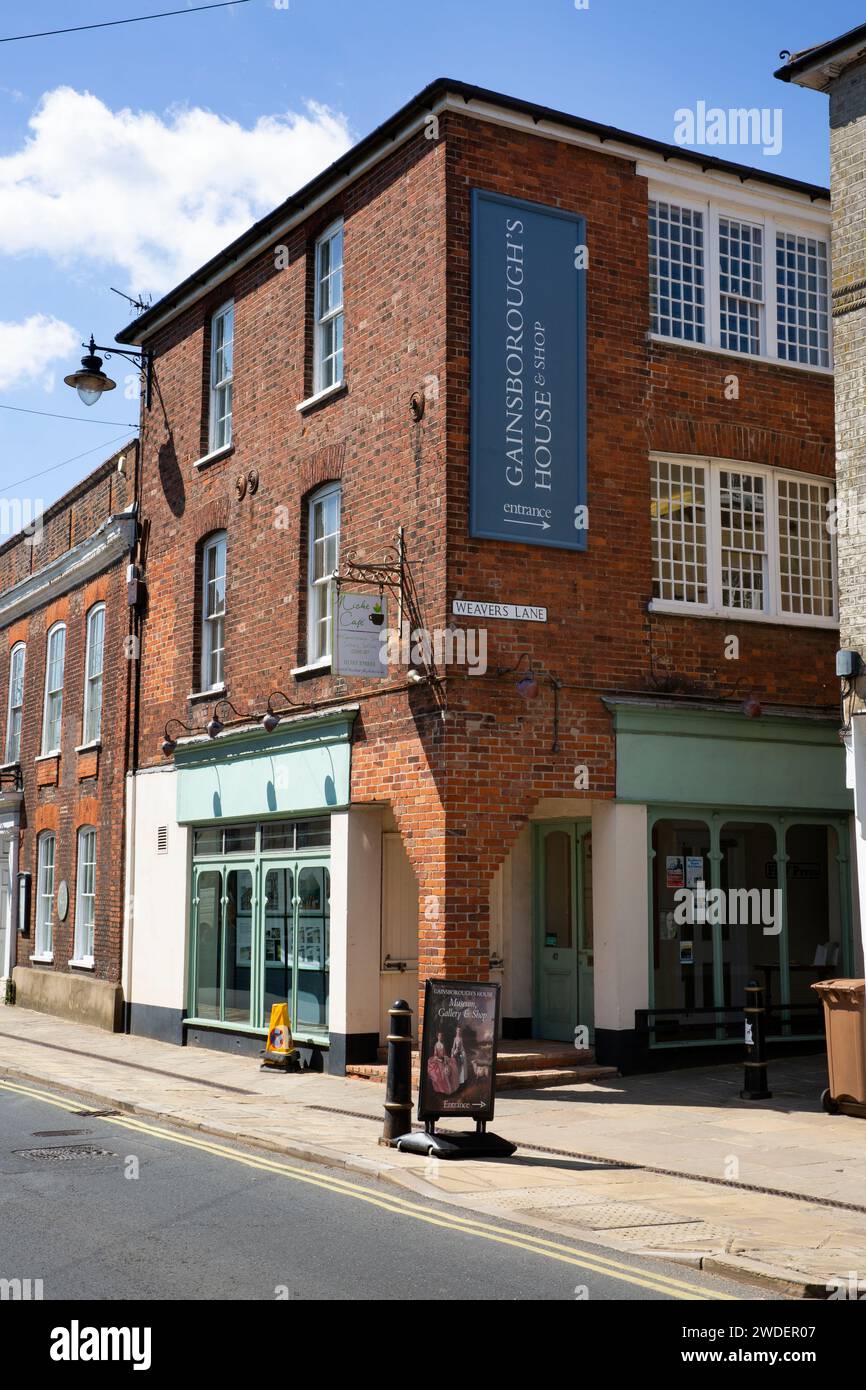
[417,979,502,1123]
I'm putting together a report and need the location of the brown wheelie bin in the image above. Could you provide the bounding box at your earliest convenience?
[812,979,866,1116]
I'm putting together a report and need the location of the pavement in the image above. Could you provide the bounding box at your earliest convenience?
[1,1002,864,1299]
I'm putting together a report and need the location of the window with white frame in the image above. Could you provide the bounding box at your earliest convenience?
[307,485,340,664]
[36,832,55,957]
[314,222,343,392]
[74,826,96,963]
[650,455,836,623]
[648,201,706,343]
[41,622,66,755]
[5,642,25,764]
[201,532,226,690]
[776,231,830,368]
[649,193,831,368]
[718,217,763,355]
[209,301,234,451]
[83,604,105,745]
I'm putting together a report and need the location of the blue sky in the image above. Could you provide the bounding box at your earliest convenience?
[0,0,860,532]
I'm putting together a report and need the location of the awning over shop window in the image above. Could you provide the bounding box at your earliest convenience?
[175,710,356,824]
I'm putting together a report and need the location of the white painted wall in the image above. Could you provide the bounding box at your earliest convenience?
[126,766,190,1015]
[330,806,382,1039]
[846,725,866,974]
[592,801,649,1030]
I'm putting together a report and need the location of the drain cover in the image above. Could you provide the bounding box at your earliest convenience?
[17,1144,116,1162]
[31,1129,92,1138]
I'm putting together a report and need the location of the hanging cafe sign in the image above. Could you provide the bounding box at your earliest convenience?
[470,188,587,552]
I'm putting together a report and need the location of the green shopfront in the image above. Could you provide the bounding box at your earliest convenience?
[172,710,357,1068]
[591,700,857,1070]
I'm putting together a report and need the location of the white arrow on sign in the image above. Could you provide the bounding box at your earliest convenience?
[503,517,551,530]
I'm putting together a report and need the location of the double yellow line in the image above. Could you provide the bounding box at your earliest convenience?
[0,1076,736,1300]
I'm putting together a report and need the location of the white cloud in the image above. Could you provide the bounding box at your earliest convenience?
[0,87,354,296]
[0,313,78,392]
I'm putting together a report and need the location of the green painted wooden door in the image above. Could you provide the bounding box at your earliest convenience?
[534,822,593,1043]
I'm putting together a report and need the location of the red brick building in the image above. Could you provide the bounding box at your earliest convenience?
[0,443,138,1027]
[114,80,853,1072]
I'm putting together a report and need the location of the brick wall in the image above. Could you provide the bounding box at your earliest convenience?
[0,446,136,982]
[441,112,837,980]
[829,58,866,653]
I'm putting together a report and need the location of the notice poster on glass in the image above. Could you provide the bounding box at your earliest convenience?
[417,980,501,1123]
[666,856,685,889]
[685,856,704,889]
[235,916,252,966]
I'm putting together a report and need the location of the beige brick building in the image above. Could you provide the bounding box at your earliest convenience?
[777,25,866,958]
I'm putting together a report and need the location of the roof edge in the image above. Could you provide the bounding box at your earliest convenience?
[774,22,866,86]
[117,77,831,347]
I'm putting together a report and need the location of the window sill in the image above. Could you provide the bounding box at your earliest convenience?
[648,598,838,629]
[290,660,331,680]
[30,953,53,965]
[75,741,101,754]
[193,443,234,471]
[649,334,833,376]
[295,380,346,414]
[35,752,60,763]
[188,684,225,703]
[68,957,94,971]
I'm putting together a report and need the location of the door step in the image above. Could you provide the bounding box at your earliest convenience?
[496,1064,617,1091]
[346,1042,617,1091]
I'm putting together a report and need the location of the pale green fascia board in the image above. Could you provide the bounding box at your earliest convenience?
[174,707,357,769]
[604,697,852,812]
[604,697,841,747]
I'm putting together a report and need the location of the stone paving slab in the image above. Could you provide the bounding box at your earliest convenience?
[1,1004,865,1296]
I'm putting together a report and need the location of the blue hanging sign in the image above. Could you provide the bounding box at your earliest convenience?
[470,189,587,550]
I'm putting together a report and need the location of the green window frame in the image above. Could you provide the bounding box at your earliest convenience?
[187,818,331,1044]
[646,805,853,1047]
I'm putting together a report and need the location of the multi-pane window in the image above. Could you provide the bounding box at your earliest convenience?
[649,201,705,343]
[649,192,831,368]
[5,642,25,764]
[650,459,709,605]
[314,222,344,392]
[719,471,767,611]
[41,622,66,755]
[201,532,226,690]
[83,604,105,745]
[209,301,234,451]
[777,476,836,618]
[36,832,55,957]
[776,232,830,368]
[74,826,97,963]
[718,218,763,355]
[307,485,340,664]
[651,456,835,623]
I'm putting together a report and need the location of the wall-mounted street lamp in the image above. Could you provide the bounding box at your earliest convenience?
[261,691,297,734]
[207,699,242,740]
[64,335,153,409]
[162,719,196,757]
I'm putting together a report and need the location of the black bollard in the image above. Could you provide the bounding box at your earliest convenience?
[381,998,414,1146]
[741,979,772,1100]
